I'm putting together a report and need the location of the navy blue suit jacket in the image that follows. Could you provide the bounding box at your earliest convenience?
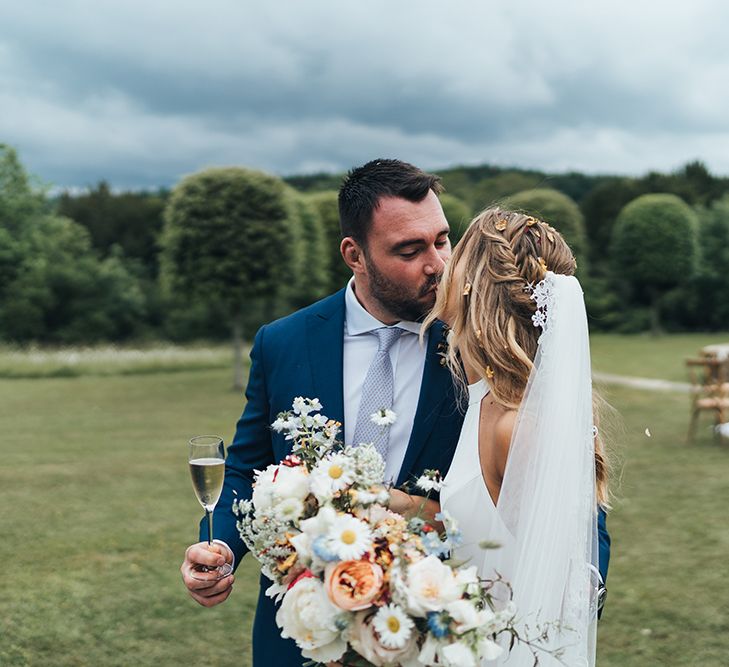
[200,289,611,666]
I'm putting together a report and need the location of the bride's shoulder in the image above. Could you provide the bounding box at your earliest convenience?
[493,409,518,469]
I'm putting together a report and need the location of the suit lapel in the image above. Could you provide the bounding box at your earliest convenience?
[305,290,346,427]
[397,320,450,486]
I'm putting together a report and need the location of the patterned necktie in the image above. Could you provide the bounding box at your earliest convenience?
[352,326,403,458]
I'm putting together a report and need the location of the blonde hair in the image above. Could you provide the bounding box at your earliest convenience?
[424,207,610,506]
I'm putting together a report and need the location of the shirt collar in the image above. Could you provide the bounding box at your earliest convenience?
[345,277,422,336]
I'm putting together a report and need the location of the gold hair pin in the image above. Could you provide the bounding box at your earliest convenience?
[485,365,495,380]
[526,217,538,227]
[474,328,482,340]
[462,282,472,296]
[538,256,548,273]
[494,219,507,231]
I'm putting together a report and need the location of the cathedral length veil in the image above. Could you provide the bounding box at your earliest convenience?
[494,272,599,666]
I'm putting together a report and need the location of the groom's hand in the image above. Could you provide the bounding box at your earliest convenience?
[181,542,235,607]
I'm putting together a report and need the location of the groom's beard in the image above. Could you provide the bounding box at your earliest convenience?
[367,260,440,322]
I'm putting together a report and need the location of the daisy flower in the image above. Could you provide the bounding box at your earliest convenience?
[370,408,397,427]
[311,454,354,499]
[326,514,373,561]
[372,604,414,649]
[415,469,444,493]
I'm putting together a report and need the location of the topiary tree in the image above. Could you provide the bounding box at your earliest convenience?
[506,188,589,270]
[474,171,543,210]
[0,144,47,234]
[281,187,329,311]
[611,193,699,335]
[305,190,351,293]
[439,194,472,247]
[580,178,643,273]
[160,167,291,389]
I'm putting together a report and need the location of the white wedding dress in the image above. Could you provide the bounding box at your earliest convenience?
[441,273,600,667]
[440,380,512,586]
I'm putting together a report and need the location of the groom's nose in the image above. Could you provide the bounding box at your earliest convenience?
[423,247,446,276]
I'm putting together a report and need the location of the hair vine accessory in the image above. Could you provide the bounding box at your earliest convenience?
[494,219,507,232]
[485,365,495,380]
[462,282,472,296]
[529,274,555,331]
[537,257,548,274]
[546,230,555,243]
[526,216,538,227]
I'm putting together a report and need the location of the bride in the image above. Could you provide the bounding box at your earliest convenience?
[393,207,610,665]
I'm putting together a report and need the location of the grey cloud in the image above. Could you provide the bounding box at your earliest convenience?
[2,1,729,188]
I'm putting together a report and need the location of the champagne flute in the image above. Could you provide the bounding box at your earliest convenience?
[188,435,233,580]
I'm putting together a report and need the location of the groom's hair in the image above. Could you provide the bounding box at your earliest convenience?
[338,159,443,245]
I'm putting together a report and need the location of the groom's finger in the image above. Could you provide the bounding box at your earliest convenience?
[187,572,235,595]
[186,542,228,567]
[187,578,235,607]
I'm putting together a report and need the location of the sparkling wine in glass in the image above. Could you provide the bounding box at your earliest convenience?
[188,435,233,580]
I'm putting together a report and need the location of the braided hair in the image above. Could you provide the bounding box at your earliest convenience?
[424,207,610,505]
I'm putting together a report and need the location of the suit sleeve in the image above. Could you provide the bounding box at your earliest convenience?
[598,506,611,584]
[199,325,275,567]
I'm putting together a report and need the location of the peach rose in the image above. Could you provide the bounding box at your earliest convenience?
[325,560,384,611]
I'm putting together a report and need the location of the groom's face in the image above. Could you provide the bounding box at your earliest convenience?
[361,190,451,322]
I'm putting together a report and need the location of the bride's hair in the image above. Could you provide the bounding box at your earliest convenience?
[424,206,610,505]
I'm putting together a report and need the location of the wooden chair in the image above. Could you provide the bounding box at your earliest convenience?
[686,357,729,443]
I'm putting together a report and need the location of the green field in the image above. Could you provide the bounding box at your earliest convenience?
[2,335,728,666]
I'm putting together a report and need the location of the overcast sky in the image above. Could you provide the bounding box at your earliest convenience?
[2,1,729,189]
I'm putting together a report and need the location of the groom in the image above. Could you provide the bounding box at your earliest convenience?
[180,159,611,666]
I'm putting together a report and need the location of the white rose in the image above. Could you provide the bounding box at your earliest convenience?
[441,640,477,667]
[275,576,346,662]
[271,465,310,501]
[251,465,278,511]
[397,555,461,617]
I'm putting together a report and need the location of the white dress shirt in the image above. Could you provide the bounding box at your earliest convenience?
[344,278,429,483]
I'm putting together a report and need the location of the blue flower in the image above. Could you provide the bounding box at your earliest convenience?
[421,531,449,557]
[312,535,340,562]
[435,511,463,548]
[427,611,451,638]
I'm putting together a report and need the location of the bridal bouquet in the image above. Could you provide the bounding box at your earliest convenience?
[233,397,520,667]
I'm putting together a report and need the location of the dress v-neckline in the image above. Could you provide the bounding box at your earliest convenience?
[467,379,501,509]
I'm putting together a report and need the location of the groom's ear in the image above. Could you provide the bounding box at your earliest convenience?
[341,237,366,274]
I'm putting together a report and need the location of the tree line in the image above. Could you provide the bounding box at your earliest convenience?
[2,143,729,352]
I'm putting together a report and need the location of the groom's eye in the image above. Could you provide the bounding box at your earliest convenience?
[400,250,418,258]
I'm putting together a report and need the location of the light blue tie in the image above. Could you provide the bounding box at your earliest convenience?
[353,327,403,457]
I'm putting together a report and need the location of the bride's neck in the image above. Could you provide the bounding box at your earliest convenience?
[464,362,481,385]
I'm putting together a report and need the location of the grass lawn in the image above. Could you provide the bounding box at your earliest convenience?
[2,342,729,665]
[590,332,729,383]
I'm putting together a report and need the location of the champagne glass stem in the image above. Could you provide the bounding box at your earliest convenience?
[206,509,213,546]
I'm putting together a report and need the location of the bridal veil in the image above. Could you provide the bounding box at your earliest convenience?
[495,271,599,666]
